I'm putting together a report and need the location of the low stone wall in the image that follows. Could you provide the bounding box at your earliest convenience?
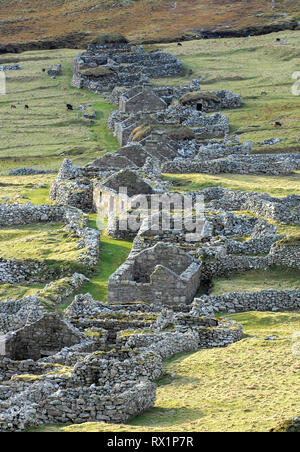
[0,203,66,226]
[116,330,199,359]
[8,168,56,176]
[199,187,300,224]
[197,319,243,348]
[162,153,299,176]
[0,258,48,285]
[0,203,100,272]
[49,178,94,212]
[116,320,243,355]
[0,379,156,431]
[72,349,162,385]
[196,289,300,313]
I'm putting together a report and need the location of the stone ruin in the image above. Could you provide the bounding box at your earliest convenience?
[72,35,183,93]
[0,291,243,431]
[1,313,83,361]
[108,242,202,306]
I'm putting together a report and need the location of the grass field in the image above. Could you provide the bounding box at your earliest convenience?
[0,173,54,204]
[0,48,118,176]
[74,215,132,301]
[212,267,300,294]
[0,222,81,262]
[30,310,300,432]
[164,171,300,198]
[0,223,87,295]
[155,30,300,153]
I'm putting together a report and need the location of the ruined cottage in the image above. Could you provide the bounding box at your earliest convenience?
[72,34,184,93]
[108,242,202,306]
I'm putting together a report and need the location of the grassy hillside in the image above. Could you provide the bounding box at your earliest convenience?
[0,1,299,46]
[0,48,118,176]
[155,30,300,153]
[0,29,300,181]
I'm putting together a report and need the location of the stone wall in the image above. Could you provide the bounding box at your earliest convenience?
[72,43,183,94]
[1,313,84,360]
[162,153,300,176]
[198,187,300,224]
[195,289,300,314]
[108,242,202,306]
[0,203,66,226]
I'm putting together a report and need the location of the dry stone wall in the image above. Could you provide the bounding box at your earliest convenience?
[196,290,300,314]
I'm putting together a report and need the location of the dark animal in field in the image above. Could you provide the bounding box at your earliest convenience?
[276,38,281,42]
[188,69,193,76]
[24,105,29,109]
[274,121,282,127]
[177,42,182,46]
[42,68,46,72]
[10,105,16,109]
[66,104,73,111]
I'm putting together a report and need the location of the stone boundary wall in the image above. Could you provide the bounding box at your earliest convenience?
[196,289,300,313]
[0,203,66,226]
[198,187,300,224]
[72,349,162,386]
[116,330,199,359]
[162,153,300,176]
[116,322,243,357]
[201,245,300,280]
[0,378,156,431]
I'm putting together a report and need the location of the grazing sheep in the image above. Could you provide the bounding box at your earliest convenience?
[10,105,16,109]
[274,121,282,127]
[177,42,182,46]
[24,105,29,109]
[66,104,73,111]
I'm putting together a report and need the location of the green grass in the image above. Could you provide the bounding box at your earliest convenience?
[275,233,300,247]
[0,283,43,300]
[74,215,132,302]
[153,30,300,153]
[30,311,300,432]
[0,48,119,176]
[164,171,300,198]
[0,222,81,262]
[0,223,87,296]
[211,267,300,295]
[0,174,54,204]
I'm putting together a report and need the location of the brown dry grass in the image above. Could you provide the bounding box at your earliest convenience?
[0,1,299,45]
